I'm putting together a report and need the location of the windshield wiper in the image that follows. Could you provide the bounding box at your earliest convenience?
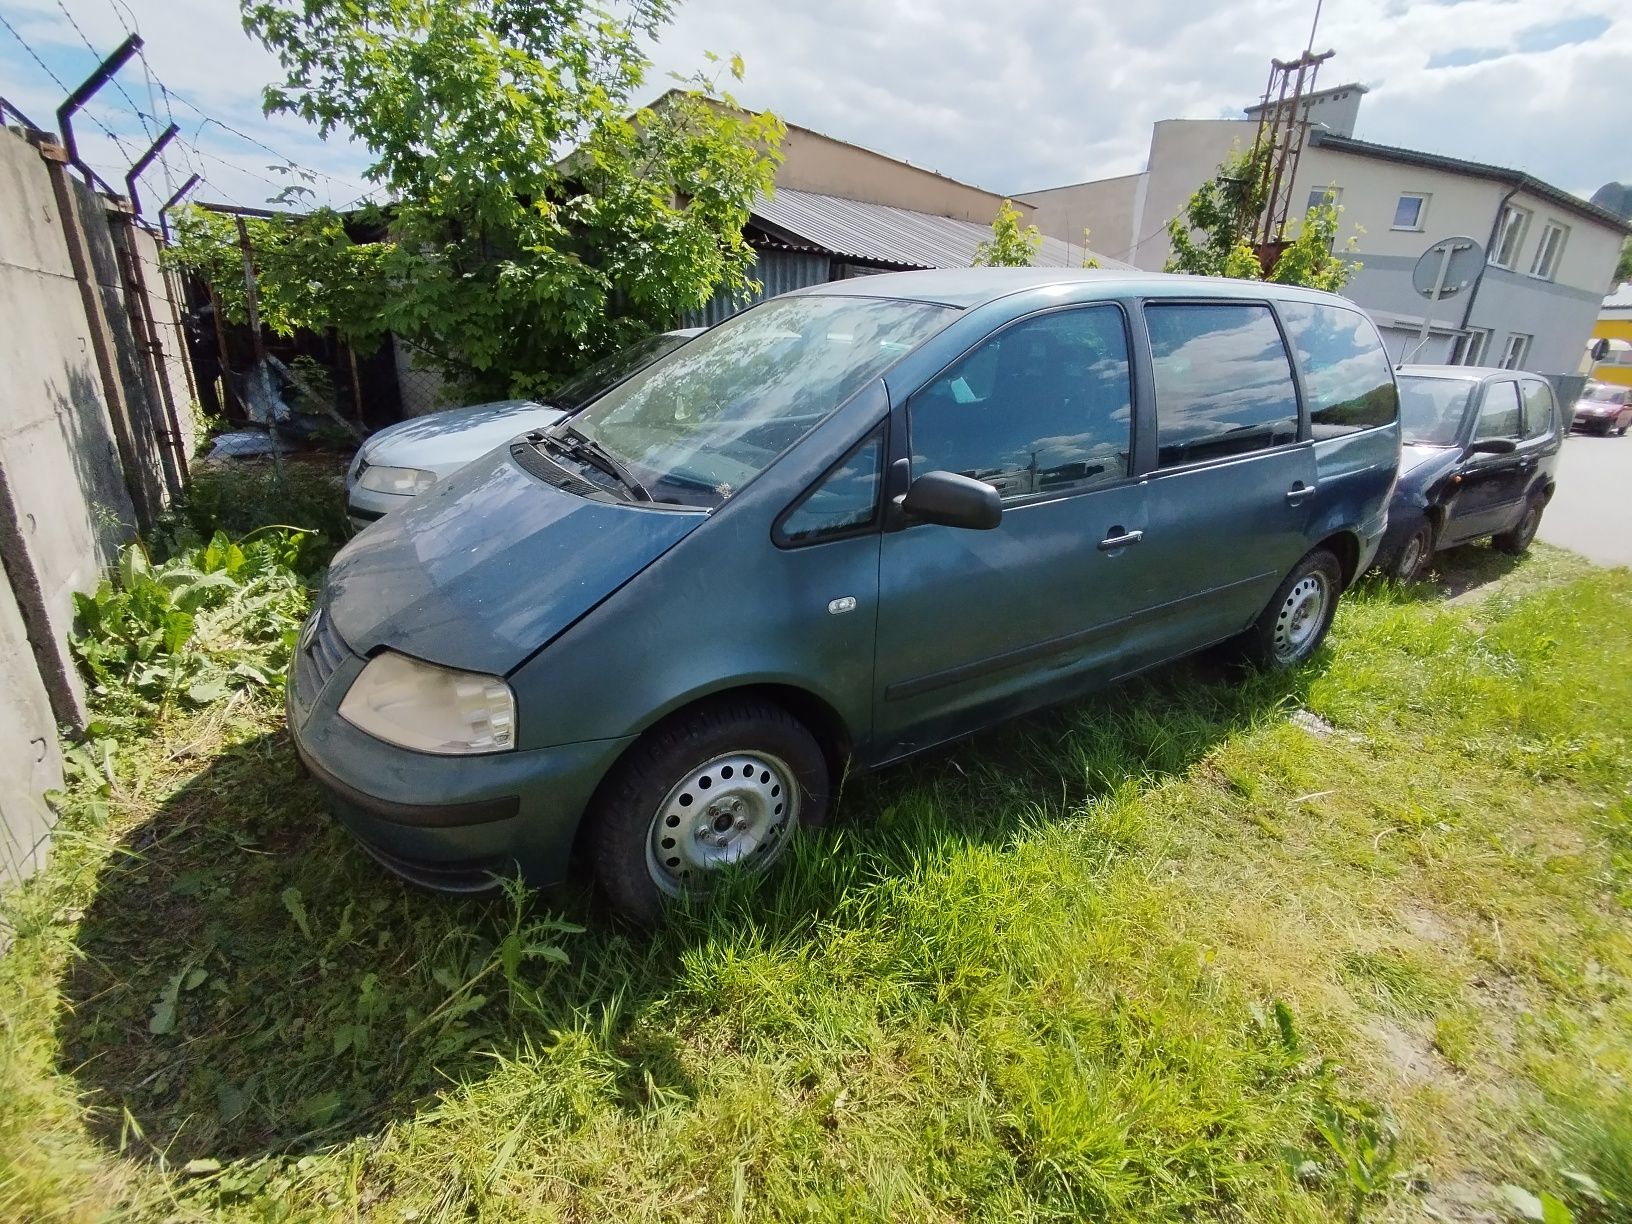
[547,425,653,503]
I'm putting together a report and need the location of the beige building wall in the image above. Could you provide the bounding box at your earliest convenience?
[774,123,1027,225]
[1017,174,1142,263]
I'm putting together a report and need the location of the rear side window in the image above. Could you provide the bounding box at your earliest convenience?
[1145,303,1300,468]
[909,306,1133,500]
[1520,380,1555,440]
[1475,382,1523,441]
[1278,301,1398,437]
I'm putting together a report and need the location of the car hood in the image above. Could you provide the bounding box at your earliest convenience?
[360,400,567,479]
[1394,443,1460,498]
[325,446,705,674]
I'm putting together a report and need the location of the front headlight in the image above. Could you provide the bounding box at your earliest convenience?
[338,652,515,754]
[358,464,437,496]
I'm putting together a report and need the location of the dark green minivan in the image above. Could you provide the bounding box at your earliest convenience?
[289,269,1400,922]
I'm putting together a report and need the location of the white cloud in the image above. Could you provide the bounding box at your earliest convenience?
[2,0,1626,216]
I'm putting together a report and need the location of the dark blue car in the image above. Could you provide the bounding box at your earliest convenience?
[289,270,1401,923]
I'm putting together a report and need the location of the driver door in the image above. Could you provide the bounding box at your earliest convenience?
[1443,378,1527,545]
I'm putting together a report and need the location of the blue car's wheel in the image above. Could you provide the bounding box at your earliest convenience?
[584,696,829,926]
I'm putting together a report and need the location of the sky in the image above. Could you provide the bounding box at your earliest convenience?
[1,0,1627,218]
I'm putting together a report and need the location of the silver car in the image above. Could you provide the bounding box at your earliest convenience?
[346,329,702,527]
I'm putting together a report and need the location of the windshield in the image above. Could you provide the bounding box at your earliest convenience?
[557,294,954,507]
[1398,375,1476,446]
[550,332,694,413]
[1582,383,1626,404]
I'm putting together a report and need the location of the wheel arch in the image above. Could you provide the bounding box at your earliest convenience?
[1313,529,1362,589]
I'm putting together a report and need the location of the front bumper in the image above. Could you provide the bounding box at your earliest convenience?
[344,483,415,532]
[287,609,636,892]
[1572,409,1621,430]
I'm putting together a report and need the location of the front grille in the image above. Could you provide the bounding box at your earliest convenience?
[296,607,349,702]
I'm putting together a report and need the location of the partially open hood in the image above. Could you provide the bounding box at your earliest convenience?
[325,446,705,674]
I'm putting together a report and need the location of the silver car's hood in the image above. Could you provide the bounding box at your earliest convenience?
[359,400,567,479]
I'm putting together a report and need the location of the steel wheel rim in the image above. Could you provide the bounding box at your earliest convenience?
[1520,506,1539,541]
[645,750,798,895]
[1272,573,1329,661]
[1399,533,1425,578]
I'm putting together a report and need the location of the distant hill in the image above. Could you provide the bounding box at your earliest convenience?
[1591,182,1632,221]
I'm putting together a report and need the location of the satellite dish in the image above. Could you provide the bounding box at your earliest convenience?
[1411,236,1485,301]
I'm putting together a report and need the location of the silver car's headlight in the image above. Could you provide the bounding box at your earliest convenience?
[338,652,515,754]
[357,464,437,496]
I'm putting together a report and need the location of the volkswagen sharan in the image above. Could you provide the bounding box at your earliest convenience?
[289,269,1401,923]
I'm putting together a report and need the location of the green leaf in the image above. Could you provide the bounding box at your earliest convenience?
[281,887,312,940]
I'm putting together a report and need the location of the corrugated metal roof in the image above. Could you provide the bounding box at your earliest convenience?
[750,187,1135,272]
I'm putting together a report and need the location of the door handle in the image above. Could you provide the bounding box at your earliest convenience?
[1285,482,1314,505]
[1097,528,1144,551]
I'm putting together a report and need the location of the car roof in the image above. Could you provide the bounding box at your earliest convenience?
[785,267,1364,310]
[1398,364,1535,381]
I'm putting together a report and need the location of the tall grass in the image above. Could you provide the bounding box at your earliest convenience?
[1,536,1628,1222]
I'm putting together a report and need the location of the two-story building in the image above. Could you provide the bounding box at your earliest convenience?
[1016,84,1629,377]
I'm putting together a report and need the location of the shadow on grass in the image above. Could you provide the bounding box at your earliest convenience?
[55,639,1330,1168]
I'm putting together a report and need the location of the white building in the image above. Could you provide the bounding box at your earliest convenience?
[1016,84,1629,377]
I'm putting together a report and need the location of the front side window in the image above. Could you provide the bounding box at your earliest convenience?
[778,432,884,544]
[1491,205,1531,269]
[1475,381,1523,441]
[559,295,953,508]
[1520,381,1555,439]
[1529,222,1568,280]
[909,306,1132,500]
[1279,301,1398,436]
[1392,193,1429,230]
[1499,333,1532,370]
[1146,303,1300,468]
[1397,376,1476,447]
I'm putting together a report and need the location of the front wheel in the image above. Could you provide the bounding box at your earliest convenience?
[1238,549,1343,669]
[583,697,829,926]
[1492,496,1543,555]
[1390,522,1434,582]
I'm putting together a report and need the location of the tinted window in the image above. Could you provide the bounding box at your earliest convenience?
[910,307,1132,500]
[779,433,884,544]
[1146,303,1300,467]
[1475,382,1523,441]
[565,295,952,508]
[1278,302,1398,437]
[1397,376,1475,446]
[1520,381,1555,440]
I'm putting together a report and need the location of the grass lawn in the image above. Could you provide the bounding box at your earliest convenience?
[2,537,1629,1222]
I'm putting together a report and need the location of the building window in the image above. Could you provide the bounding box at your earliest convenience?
[1529,221,1568,280]
[1453,328,1492,366]
[1392,193,1430,231]
[1305,186,1342,213]
[1490,204,1531,269]
[1498,333,1532,371]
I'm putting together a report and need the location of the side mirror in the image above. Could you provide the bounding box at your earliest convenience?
[899,470,1002,530]
[1466,437,1517,455]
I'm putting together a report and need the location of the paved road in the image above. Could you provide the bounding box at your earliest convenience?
[1537,428,1632,567]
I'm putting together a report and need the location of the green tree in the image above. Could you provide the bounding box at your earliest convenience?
[184,1,783,397]
[1616,235,1632,284]
[973,199,1042,267]
[1166,145,1358,291]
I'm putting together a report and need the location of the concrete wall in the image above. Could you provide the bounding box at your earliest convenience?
[0,126,193,885]
[775,123,1028,226]
[1017,173,1143,263]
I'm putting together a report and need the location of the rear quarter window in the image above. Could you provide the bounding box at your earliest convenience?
[1278,301,1399,438]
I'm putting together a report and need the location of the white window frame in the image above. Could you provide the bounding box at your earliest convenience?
[1528,221,1568,280]
[1490,204,1532,270]
[1305,185,1342,213]
[1391,192,1430,232]
[1498,332,1532,371]
[1455,327,1492,367]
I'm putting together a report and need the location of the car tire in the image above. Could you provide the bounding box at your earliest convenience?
[1237,548,1343,669]
[1492,496,1543,555]
[1389,521,1434,583]
[1619,421,1630,437]
[583,696,829,926]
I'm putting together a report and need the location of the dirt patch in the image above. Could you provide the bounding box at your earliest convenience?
[1364,1018,1452,1085]
[1423,1171,1504,1223]
[1401,905,1454,945]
